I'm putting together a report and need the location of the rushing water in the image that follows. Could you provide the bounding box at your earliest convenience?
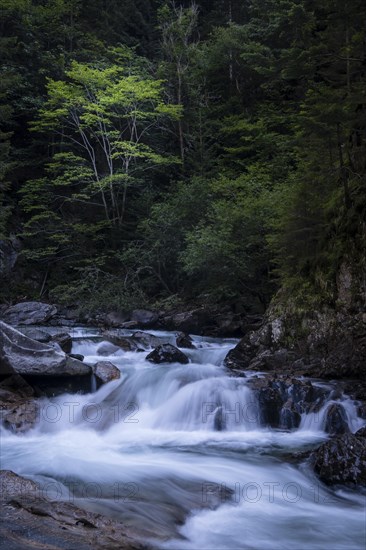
[1,328,365,549]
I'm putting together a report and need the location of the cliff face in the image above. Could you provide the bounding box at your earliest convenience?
[225,261,366,383]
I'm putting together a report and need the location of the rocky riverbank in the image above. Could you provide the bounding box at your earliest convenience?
[0,471,149,550]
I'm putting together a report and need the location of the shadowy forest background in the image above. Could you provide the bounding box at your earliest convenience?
[1,0,365,315]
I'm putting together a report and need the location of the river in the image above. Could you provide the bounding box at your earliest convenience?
[1,328,365,549]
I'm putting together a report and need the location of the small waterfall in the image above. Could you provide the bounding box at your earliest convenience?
[1,328,365,549]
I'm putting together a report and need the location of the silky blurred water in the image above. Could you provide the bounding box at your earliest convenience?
[1,328,365,548]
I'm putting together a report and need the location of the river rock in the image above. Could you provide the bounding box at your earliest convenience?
[258,386,283,427]
[131,309,159,327]
[0,470,147,549]
[279,399,302,429]
[2,301,58,326]
[0,374,39,433]
[247,375,329,429]
[225,310,366,381]
[132,331,167,349]
[17,327,52,343]
[93,362,121,385]
[175,332,196,349]
[51,332,72,353]
[146,344,189,365]
[102,330,137,351]
[0,321,91,377]
[97,341,121,356]
[311,433,366,486]
[324,403,350,435]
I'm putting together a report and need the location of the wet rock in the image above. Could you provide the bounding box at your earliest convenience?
[2,302,57,326]
[224,335,258,371]
[0,375,39,433]
[175,332,196,349]
[3,400,39,433]
[356,426,366,438]
[51,332,72,354]
[97,342,121,356]
[132,331,167,349]
[93,362,121,385]
[0,470,148,549]
[69,353,84,361]
[324,403,350,435]
[101,330,137,351]
[247,375,330,428]
[146,344,189,365]
[279,400,302,430]
[102,310,129,327]
[131,309,159,327]
[311,433,366,486]
[224,309,366,381]
[355,426,366,438]
[17,327,52,343]
[0,321,91,377]
[258,386,283,427]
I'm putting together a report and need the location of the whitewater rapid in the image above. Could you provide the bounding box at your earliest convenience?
[1,328,365,548]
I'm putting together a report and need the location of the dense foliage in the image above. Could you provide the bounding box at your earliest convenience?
[1,0,365,312]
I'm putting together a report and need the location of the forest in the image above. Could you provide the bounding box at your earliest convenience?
[1,0,365,315]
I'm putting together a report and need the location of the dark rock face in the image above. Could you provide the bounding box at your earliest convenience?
[257,386,283,427]
[279,400,302,430]
[324,403,350,435]
[224,311,366,382]
[0,321,91,377]
[247,375,329,430]
[51,332,72,354]
[175,332,196,349]
[93,362,121,385]
[146,344,189,365]
[0,471,147,550]
[311,433,366,486]
[2,302,57,326]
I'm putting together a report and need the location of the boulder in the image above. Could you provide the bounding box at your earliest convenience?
[324,403,350,435]
[97,341,122,356]
[0,470,147,549]
[17,327,52,343]
[0,374,39,433]
[93,361,121,385]
[51,332,72,354]
[247,375,329,428]
[69,353,84,361]
[102,330,137,351]
[311,433,366,486]
[257,386,283,427]
[279,400,302,430]
[2,301,57,326]
[0,321,91,377]
[175,332,196,349]
[132,331,167,349]
[131,309,159,327]
[159,310,207,334]
[146,344,189,365]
